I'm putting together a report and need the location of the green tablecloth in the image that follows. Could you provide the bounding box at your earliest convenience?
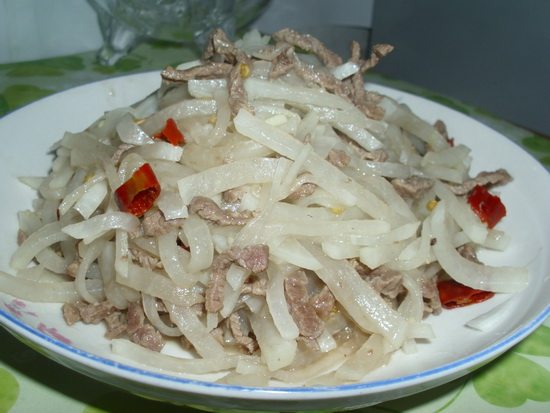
[1,41,549,413]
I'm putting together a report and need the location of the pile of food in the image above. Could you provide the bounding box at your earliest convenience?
[0,28,528,385]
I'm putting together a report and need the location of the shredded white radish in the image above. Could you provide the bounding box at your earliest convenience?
[266,263,300,340]
[141,99,217,136]
[116,263,202,306]
[73,180,108,219]
[35,247,67,274]
[431,202,528,292]
[166,302,225,358]
[158,231,198,287]
[331,61,360,80]
[433,181,488,244]
[0,271,101,302]
[11,222,70,270]
[220,265,250,318]
[335,334,388,381]
[303,242,408,347]
[183,215,214,273]
[74,238,107,303]
[116,113,154,145]
[62,212,140,244]
[112,339,245,373]
[178,157,292,204]
[249,306,297,371]
[465,294,522,331]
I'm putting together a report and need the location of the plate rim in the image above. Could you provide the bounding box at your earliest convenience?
[0,71,549,402]
[1,301,549,399]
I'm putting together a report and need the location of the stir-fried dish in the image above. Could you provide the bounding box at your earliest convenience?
[0,28,528,385]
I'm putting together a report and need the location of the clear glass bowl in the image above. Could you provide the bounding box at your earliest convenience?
[88,0,270,65]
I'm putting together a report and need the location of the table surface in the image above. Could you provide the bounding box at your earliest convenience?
[1,40,549,413]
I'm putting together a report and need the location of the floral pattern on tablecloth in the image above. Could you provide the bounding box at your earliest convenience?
[0,41,549,413]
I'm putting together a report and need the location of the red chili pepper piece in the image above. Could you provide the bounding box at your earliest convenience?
[437,279,494,309]
[467,185,506,229]
[154,118,185,145]
[114,163,160,217]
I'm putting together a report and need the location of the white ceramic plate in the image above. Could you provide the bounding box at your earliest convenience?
[0,72,549,411]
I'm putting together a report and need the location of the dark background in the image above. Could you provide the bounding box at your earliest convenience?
[371,0,549,136]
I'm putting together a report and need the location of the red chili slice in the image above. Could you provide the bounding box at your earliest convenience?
[437,279,494,309]
[154,118,185,145]
[467,185,506,229]
[114,163,160,217]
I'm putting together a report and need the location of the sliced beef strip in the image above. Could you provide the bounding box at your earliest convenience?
[227,244,269,274]
[272,28,343,68]
[350,260,405,300]
[63,299,164,349]
[63,300,126,337]
[205,244,269,312]
[268,43,350,96]
[229,311,258,354]
[205,252,233,313]
[447,169,512,196]
[350,259,441,317]
[434,119,451,143]
[309,286,335,320]
[457,243,482,264]
[292,53,350,97]
[254,43,292,61]
[104,312,128,339]
[141,209,184,237]
[63,300,117,327]
[130,247,163,270]
[161,62,233,82]
[347,41,364,97]
[285,182,318,202]
[186,29,254,118]
[349,258,370,278]
[62,302,81,325]
[222,187,246,203]
[65,259,80,278]
[130,324,165,352]
[78,300,116,324]
[346,139,388,162]
[228,60,253,116]
[327,149,351,168]
[240,276,267,296]
[422,276,442,316]
[365,266,405,299]
[350,40,362,64]
[126,301,145,335]
[189,196,254,226]
[268,45,295,79]
[359,43,394,73]
[364,147,388,162]
[202,28,250,65]
[391,176,435,199]
[284,270,324,338]
[349,70,385,120]
[345,42,392,120]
